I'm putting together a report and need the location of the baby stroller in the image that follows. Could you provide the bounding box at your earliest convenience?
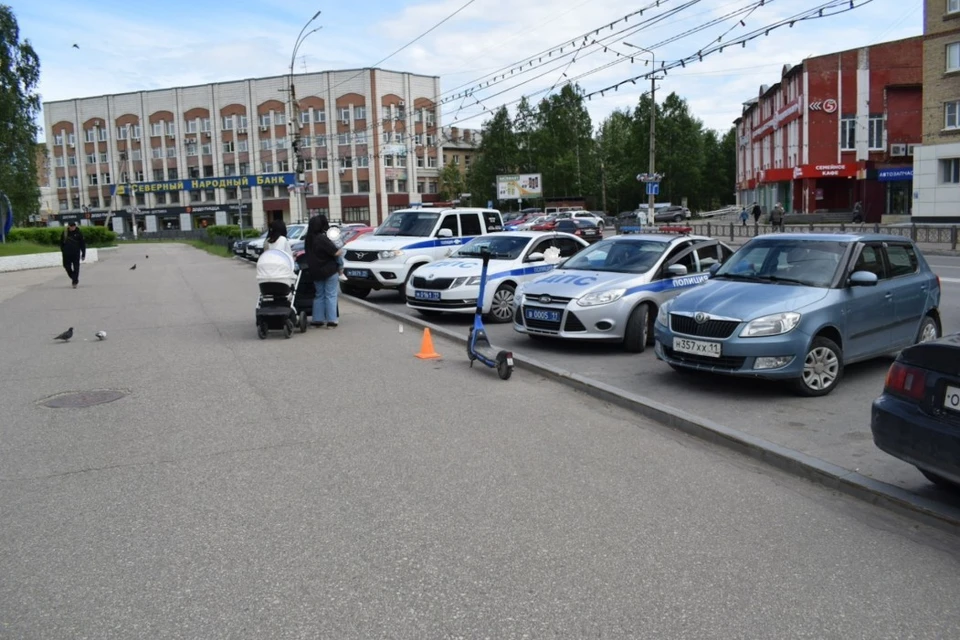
[256,249,308,339]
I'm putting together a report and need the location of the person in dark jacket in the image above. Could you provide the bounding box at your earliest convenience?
[60,221,87,288]
[304,214,343,328]
[751,202,762,225]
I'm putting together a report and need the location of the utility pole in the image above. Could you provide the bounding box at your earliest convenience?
[288,11,322,226]
[626,43,660,226]
[600,156,608,215]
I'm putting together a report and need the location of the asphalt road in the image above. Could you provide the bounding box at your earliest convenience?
[2,245,959,638]
[356,250,960,508]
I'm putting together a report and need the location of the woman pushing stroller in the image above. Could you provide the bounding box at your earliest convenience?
[304,215,344,328]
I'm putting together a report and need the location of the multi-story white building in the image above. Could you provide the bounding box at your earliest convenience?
[43,68,443,232]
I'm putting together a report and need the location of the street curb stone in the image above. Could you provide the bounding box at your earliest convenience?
[345,294,960,535]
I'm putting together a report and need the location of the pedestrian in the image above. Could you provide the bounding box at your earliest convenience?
[739,207,749,227]
[304,214,343,328]
[262,219,292,257]
[770,202,785,232]
[60,220,86,289]
[751,202,762,225]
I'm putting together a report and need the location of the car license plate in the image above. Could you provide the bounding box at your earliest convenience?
[414,290,441,301]
[525,308,561,323]
[345,269,370,278]
[584,229,597,235]
[943,385,960,412]
[673,337,722,358]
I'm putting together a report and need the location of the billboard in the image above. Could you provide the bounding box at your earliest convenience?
[497,173,542,200]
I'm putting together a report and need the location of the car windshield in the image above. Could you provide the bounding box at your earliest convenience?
[452,235,530,260]
[560,239,668,273]
[287,225,306,240]
[715,239,847,287]
[375,211,440,237]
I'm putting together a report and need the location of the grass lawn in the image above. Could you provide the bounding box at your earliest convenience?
[0,241,59,257]
[186,239,235,258]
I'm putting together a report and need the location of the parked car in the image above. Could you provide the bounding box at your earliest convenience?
[514,234,734,352]
[246,224,307,260]
[557,210,607,231]
[655,206,692,223]
[516,216,549,231]
[554,218,602,244]
[291,224,373,259]
[654,233,942,396]
[504,215,538,231]
[871,334,960,491]
[233,231,266,257]
[405,231,588,322]
[531,215,559,231]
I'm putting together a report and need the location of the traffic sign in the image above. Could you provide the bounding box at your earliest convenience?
[646,182,660,196]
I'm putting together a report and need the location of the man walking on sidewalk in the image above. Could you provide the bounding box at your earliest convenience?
[60,221,86,288]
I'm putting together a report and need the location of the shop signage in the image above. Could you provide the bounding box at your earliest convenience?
[758,168,795,183]
[808,99,837,113]
[793,163,858,179]
[877,167,913,182]
[110,173,295,196]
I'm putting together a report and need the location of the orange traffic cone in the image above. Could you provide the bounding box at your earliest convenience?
[415,327,441,359]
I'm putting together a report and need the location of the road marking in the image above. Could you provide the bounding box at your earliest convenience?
[930,264,960,269]
[939,277,960,283]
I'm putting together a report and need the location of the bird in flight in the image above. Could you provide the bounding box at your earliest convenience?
[55,327,74,342]
[72,44,79,49]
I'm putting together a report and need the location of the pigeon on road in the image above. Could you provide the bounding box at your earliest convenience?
[95,331,107,341]
[129,264,137,270]
[55,327,74,342]
[145,255,149,259]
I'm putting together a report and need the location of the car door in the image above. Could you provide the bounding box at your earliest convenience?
[883,242,928,346]
[436,213,459,237]
[690,239,732,273]
[842,242,897,359]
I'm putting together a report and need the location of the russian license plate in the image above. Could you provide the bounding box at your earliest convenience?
[525,308,561,323]
[345,269,370,278]
[943,385,960,412]
[673,337,722,358]
[414,290,441,301]
[584,229,598,235]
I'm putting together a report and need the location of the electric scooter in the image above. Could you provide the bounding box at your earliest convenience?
[468,247,515,380]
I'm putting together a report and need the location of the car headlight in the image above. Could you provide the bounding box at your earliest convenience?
[449,276,483,287]
[576,288,626,307]
[378,249,405,260]
[656,300,673,326]
[740,312,801,337]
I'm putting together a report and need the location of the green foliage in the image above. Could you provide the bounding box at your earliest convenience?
[0,6,41,224]
[0,240,56,256]
[438,164,466,201]
[6,225,116,246]
[205,224,260,240]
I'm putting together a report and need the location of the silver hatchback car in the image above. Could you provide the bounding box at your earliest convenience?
[513,234,735,352]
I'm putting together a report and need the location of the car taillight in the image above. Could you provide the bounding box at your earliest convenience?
[884,361,927,400]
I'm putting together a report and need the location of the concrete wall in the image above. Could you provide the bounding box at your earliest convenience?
[0,248,100,273]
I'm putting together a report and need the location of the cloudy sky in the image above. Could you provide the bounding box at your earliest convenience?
[12,0,920,141]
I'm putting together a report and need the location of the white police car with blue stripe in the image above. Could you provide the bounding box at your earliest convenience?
[340,207,503,299]
[513,234,734,351]
[406,231,589,322]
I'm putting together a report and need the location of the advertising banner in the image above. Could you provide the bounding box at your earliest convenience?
[496,173,542,199]
[110,173,295,196]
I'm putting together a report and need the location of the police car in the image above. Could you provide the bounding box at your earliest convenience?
[513,234,734,352]
[340,207,503,299]
[405,231,588,322]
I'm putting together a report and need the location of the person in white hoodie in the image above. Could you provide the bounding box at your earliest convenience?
[262,219,293,257]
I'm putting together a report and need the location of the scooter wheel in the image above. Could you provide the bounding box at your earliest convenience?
[257,322,268,340]
[496,350,513,380]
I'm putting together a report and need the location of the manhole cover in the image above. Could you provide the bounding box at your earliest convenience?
[39,389,129,409]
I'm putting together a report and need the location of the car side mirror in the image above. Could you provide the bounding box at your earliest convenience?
[849,270,879,287]
[666,264,688,277]
[708,263,722,277]
[527,252,545,262]
[437,228,453,238]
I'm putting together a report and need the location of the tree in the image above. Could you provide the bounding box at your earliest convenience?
[533,84,596,199]
[655,93,704,210]
[438,163,466,201]
[466,106,516,208]
[0,6,41,225]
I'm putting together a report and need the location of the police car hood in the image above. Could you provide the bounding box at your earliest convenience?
[668,278,830,319]
[523,269,645,298]
[346,235,464,252]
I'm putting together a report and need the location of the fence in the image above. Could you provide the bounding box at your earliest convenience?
[687,222,960,249]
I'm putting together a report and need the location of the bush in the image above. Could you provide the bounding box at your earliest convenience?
[7,226,117,246]
[206,225,262,240]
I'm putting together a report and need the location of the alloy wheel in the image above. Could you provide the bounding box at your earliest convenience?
[490,287,515,322]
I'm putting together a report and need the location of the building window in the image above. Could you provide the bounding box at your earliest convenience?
[117,126,128,140]
[383,131,392,143]
[338,133,349,146]
[417,180,425,194]
[84,129,95,143]
[276,137,287,149]
[223,141,235,154]
[867,116,884,150]
[942,158,960,183]
[237,115,248,130]
[946,101,960,130]
[69,176,79,187]
[153,169,164,181]
[465,155,471,167]
[951,0,960,14]
[317,157,328,169]
[386,180,396,193]
[68,155,77,166]
[338,107,351,122]
[278,160,289,172]
[316,136,326,148]
[263,162,274,173]
[156,193,167,205]
[134,170,144,182]
[415,134,423,146]
[189,190,201,202]
[102,172,111,184]
[57,177,67,188]
[204,189,215,201]
[948,43,960,73]
[260,139,272,150]
[203,165,214,177]
[453,154,460,165]
[226,187,237,200]
[186,143,198,156]
[170,191,180,203]
[86,153,96,164]
[303,158,313,171]
[341,180,354,194]
[427,156,437,168]
[130,125,141,139]
[426,135,435,146]
[131,149,142,161]
[341,156,352,168]
[135,193,146,206]
[55,155,64,167]
[201,144,211,156]
[354,106,366,120]
[238,163,249,174]
[151,123,163,137]
[840,116,855,150]
[357,156,369,168]
[398,179,407,192]
[152,147,163,159]
[343,206,369,223]
[428,181,438,194]
[358,180,370,192]
[222,116,234,130]
[416,155,425,168]
[54,134,63,145]
[355,131,367,145]
[166,147,177,157]
[88,173,98,186]
[238,139,249,152]
[168,168,177,180]
[385,155,394,167]
[316,182,330,195]
[395,132,404,144]
[259,114,271,127]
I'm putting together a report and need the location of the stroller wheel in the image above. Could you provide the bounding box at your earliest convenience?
[283,320,294,339]
[298,311,308,333]
[257,322,268,340]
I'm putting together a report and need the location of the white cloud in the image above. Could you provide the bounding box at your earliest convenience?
[13,0,921,139]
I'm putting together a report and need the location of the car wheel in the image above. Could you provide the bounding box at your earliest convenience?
[340,284,370,299]
[918,468,960,491]
[792,336,843,397]
[916,315,940,344]
[489,284,516,323]
[673,215,683,222]
[623,303,650,353]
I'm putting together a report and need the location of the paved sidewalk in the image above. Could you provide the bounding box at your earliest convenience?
[1,244,958,638]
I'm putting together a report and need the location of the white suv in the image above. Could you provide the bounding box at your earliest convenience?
[340,207,504,298]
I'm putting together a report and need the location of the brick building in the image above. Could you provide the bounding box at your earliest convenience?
[42,68,444,232]
[912,0,960,221]
[735,36,922,222]
[441,126,482,177]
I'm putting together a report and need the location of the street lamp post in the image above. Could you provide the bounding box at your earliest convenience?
[288,11,322,227]
[625,43,659,227]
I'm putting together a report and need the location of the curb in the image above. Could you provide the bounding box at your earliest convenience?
[344,294,960,535]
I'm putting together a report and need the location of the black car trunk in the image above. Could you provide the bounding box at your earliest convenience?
[899,334,960,378]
